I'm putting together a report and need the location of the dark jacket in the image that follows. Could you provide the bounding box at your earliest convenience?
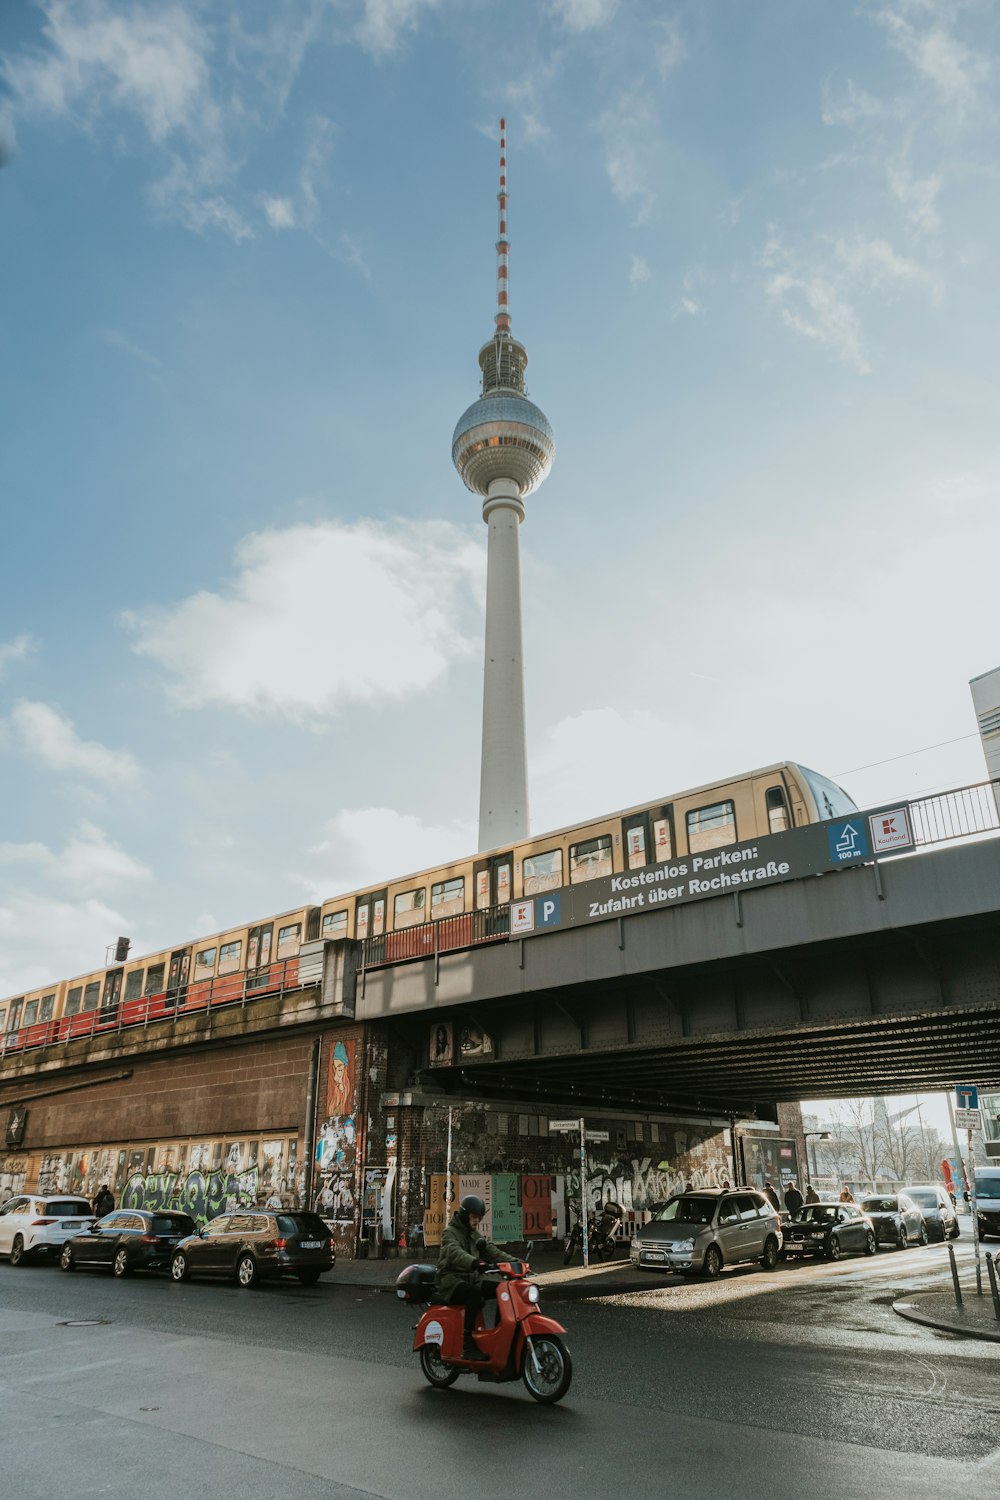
[92,1190,114,1217]
[784,1186,804,1215]
[764,1184,781,1211]
[434,1210,503,1301]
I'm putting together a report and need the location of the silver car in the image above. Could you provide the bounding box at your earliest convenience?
[630,1189,783,1278]
[859,1193,928,1249]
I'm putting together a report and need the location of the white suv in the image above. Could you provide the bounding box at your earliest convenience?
[0,1194,95,1265]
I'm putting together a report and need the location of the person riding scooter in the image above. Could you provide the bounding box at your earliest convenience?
[435,1193,504,1361]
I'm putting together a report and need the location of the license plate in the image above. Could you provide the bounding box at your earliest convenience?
[643,1251,667,1262]
[300,1240,322,1250]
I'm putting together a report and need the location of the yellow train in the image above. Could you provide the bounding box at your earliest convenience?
[0,761,854,1051]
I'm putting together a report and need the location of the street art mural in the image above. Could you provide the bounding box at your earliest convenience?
[315,1038,358,1224]
[568,1125,731,1213]
[121,1166,260,1224]
[0,1157,27,1198]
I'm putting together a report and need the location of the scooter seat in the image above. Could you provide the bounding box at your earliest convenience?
[395,1263,439,1302]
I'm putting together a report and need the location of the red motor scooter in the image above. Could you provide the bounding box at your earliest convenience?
[396,1246,573,1405]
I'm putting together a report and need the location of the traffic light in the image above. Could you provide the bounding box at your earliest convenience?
[114,936,130,963]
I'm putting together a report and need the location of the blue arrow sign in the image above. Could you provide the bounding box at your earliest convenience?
[827,819,868,865]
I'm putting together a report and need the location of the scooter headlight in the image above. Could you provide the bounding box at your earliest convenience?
[526,1283,539,1303]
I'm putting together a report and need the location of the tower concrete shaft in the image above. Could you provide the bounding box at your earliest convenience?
[451,119,555,853]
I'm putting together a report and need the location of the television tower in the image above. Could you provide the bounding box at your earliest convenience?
[452,119,555,852]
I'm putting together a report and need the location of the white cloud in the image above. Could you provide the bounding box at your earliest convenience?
[761,229,933,373]
[99,328,162,367]
[0,822,151,891]
[303,805,474,896]
[355,0,442,56]
[531,707,686,833]
[262,194,297,229]
[598,91,661,224]
[0,635,35,676]
[822,79,888,127]
[125,518,484,719]
[550,0,619,32]
[888,161,942,232]
[9,701,140,784]
[654,17,686,77]
[629,255,651,286]
[0,891,142,996]
[875,5,987,113]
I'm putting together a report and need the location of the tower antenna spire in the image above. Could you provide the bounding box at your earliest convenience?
[496,117,510,334]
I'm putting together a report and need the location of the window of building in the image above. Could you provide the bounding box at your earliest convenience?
[649,1122,659,1144]
[766,785,790,834]
[123,971,143,1001]
[431,878,465,918]
[66,987,83,1016]
[83,982,100,1011]
[143,964,166,996]
[628,1120,644,1142]
[275,924,301,958]
[40,994,55,1022]
[686,799,737,853]
[322,910,348,940]
[393,889,427,929]
[194,947,217,975]
[218,942,241,976]
[23,999,38,1027]
[569,834,613,883]
[522,848,563,895]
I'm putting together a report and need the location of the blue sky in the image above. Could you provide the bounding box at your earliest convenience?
[1,0,998,1001]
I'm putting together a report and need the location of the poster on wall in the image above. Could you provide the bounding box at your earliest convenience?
[428,1022,454,1067]
[459,1023,493,1060]
[459,1173,492,1239]
[521,1175,552,1238]
[423,1173,459,1245]
[315,1037,358,1224]
[744,1136,801,1191]
[490,1174,523,1242]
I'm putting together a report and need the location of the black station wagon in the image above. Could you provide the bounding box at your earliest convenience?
[169,1210,335,1287]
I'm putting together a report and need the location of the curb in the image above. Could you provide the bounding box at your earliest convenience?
[892,1297,1000,1344]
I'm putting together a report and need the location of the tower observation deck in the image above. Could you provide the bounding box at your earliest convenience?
[452,119,555,852]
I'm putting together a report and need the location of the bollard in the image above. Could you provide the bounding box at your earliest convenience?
[986,1252,1000,1323]
[947,1242,963,1307]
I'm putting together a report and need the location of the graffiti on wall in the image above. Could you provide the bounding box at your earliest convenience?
[0,1157,27,1198]
[569,1126,731,1213]
[121,1167,260,1224]
[315,1038,357,1223]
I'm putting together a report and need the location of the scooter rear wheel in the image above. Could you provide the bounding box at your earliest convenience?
[522,1335,573,1405]
[419,1344,460,1388]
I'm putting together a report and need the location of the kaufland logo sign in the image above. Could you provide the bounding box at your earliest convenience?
[868,807,913,853]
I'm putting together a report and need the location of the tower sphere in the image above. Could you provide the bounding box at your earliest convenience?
[452,390,555,498]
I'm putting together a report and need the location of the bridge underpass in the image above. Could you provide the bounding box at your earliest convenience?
[357,835,1000,1116]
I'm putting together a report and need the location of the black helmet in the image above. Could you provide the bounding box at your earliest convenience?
[460,1194,486,1217]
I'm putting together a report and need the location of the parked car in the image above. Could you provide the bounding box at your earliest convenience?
[630,1189,783,1278]
[61,1209,197,1276]
[858,1194,928,1250]
[0,1194,95,1265]
[781,1202,877,1261]
[903,1185,960,1241]
[972,1168,1000,1241]
[169,1210,336,1287]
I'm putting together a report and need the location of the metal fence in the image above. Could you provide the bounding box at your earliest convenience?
[908,778,1000,847]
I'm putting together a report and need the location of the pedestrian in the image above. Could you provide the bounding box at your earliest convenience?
[805,1182,819,1204]
[783,1179,804,1216]
[92,1183,114,1217]
[763,1178,781,1212]
[683,1181,694,1194]
[720,1179,732,1191]
[265,1188,283,1209]
[838,1185,855,1203]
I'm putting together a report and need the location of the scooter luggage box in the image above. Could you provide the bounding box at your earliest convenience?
[396,1263,438,1302]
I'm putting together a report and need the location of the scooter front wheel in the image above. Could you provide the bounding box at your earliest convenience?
[522,1335,573,1405]
[419,1344,460,1389]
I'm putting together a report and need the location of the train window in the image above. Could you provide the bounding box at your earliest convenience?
[66,986,83,1016]
[372,899,386,936]
[625,823,646,869]
[0,1007,5,1030]
[195,947,217,975]
[322,910,348,939]
[276,924,301,958]
[144,964,165,995]
[124,970,143,1001]
[218,942,241,976]
[23,999,38,1026]
[569,835,613,883]
[766,785,790,834]
[431,878,465,918]
[40,994,55,1021]
[394,889,427,929]
[687,800,737,853]
[653,814,674,861]
[523,849,563,895]
[83,982,100,1011]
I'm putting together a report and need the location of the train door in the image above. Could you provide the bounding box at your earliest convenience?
[354,890,387,942]
[6,998,22,1037]
[474,852,513,909]
[621,807,675,869]
[246,925,273,991]
[166,949,191,1007]
[100,969,123,1016]
[753,773,793,835]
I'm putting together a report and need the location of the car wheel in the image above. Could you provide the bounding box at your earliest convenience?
[702,1244,722,1279]
[865,1230,877,1256]
[896,1226,908,1250]
[170,1251,189,1282]
[236,1253,259,1288]
[113,1248,132,1278]
[759,1237,779,1271]
[918,1224,928,1246]
[950,1223,961,1240]
[60,1243,76,1272]
[9,1235,27,1267]
[297,1269,321,1286]
[826,1235,842,1262]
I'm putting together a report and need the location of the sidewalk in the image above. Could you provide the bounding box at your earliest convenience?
[894,1288,1000,1344]
[330,1246,654,1300]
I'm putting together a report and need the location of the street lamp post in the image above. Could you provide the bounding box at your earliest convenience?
[804,1131,830,1186]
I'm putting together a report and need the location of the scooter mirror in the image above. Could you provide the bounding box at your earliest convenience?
[525,1240,534,1258]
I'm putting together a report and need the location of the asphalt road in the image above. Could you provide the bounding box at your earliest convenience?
[1,1240,998,1500]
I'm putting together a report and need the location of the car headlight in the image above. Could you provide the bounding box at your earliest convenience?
[526,1284,539,1303]
[673,1238,695,1252]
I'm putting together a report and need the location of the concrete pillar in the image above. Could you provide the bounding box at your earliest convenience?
[479,476,528,850]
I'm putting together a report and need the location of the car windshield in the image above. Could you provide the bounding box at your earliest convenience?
[861,1198,897,1213]
[906,1190,938,1208]
[654,1198,716,1225]
[974,1175,1000,1199]
[152,1215,195,1234]
[798,1206,837,1223]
